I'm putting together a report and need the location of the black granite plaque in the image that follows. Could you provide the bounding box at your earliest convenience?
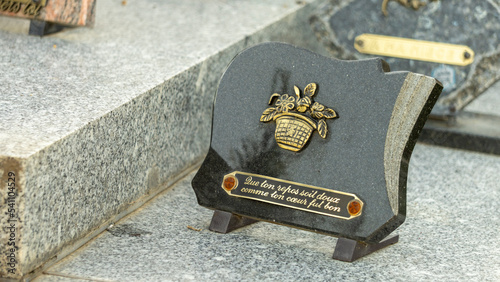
[191,42,442,244]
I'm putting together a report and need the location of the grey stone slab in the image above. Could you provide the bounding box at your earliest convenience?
[45,144,500,281]
[35,274,97,282]
[464,80,500,116]
[0,16,30,34]
[0,0,329,279]
[0,0,315,158]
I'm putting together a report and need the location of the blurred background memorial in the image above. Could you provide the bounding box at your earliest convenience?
[0,0,96,35]
[310,0,500,154]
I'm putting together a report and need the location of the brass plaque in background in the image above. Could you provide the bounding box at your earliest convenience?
[354,34,474,66]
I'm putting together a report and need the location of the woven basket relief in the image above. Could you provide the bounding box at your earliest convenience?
[275,115,314,151]
[260,83,338,152]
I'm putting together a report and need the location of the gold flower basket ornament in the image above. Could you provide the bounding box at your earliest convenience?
[260,83,338,152]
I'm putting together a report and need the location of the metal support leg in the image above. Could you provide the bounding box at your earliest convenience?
[29,20,65,36]
[332,235,399,262]
[209,210,258,233]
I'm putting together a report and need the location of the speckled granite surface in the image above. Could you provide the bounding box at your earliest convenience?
[0,0,327,278]
[0,0,326,158]
[34,144,500,281]
[464,80,500,116]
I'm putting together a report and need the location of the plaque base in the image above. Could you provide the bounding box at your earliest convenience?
[332,235,399,262]
[208,210,398,262]
[208,210,258,234]
[29,20,66,36]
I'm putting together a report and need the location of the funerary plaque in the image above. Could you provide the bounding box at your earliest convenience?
[0,0,96,27]
[192,42,442,244]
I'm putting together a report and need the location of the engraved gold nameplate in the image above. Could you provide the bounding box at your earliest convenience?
[221,171,363,220]
[354,34,474,66]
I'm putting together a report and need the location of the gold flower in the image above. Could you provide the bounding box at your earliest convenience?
[296,96,311,113]
[275,94,295,112]
[311,102,325,118]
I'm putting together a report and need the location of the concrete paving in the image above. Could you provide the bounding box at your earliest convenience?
[465,80,500,116]
[36,143,500,281]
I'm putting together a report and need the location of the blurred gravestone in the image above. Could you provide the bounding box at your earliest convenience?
[310,0,500,117]
[0,0,96,35]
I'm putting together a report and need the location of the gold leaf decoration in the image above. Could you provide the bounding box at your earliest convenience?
[311,102,325,112]
[304,83,317,97]
[323,108,338,119]
[260,83,338,151]
[268,93,281,105]
[311,111,324,119]
[294,86,301,99]
[260,107,277,122]
[318,119,327,139]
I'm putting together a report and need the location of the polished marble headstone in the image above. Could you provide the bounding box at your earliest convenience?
[192,42,442,249]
